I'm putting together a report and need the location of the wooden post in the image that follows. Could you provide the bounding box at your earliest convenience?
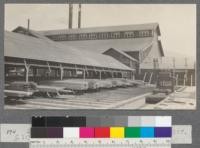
[83,69,86,79]
[99,71,102,80]
[60,68,64,80]
[25,67,30,83]
[143,72,147,82]
[132,71,135,80]
[149,72,153,84]
[184,74,186,86]
[47,61,51,74]
[176,74,179,86]
[112,72,115,78]
[59,64,64,80]
[24,59,30,83]
[191,74,193,86]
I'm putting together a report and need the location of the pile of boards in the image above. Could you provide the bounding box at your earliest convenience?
[39,78,141,91]
[4,79,143,99]
[145,88,173,104]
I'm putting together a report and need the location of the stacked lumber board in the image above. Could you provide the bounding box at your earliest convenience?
[6,81,38,92]
[39,80,89,91]
[4,78,144,98]
[145,93,166,104]
[5,81,38,98]
[4,90,33,98]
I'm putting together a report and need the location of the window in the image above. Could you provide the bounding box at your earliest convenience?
[98,33,103,39]
[78,33,87,40]
[138,30,153,37]
[68,34,77,40]
[124,31,134,38]
[134,31,139,38]
[58,34,67,41]
[88,33,97,39]
[111,32,120,39]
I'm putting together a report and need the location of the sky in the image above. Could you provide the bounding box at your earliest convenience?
[5,4,196,60]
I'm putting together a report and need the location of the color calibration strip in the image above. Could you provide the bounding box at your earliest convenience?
[31,126,172,138]
[31,116,172,138]
[32,116,171,127]
[0,124,192,144]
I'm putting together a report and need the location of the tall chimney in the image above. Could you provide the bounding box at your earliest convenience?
[27,19,30,34]
[68,3,73,29]
[78,4,81,28]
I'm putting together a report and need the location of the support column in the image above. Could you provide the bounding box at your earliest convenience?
[143,72,147,82]
[83,69,86,79]
[132,71,135,80]
[183,74,186,86]
[176,74,179,86]
[47,61,51,73]
[24,59,30,83]
[99,71,102,80]
[149,72,153,84]
[111,71,114,78]
[60,67,64,80]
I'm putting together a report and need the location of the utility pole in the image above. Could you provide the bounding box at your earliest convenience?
[172,57,175,78]
[184,57,188,86]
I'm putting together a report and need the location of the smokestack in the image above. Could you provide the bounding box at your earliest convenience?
[68,3,73,29]
[78,4,81,28]
[27,19,30,34]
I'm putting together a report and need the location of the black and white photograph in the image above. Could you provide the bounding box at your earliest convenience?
[4,4,196,110]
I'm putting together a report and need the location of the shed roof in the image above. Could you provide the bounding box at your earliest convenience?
[39,23,161,35]
[103,48,138,63]
[4,31,132,71]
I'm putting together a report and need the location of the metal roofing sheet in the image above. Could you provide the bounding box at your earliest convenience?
[4,31,132,71]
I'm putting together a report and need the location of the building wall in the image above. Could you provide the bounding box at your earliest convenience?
[138,69,195,86]
[140,30,163,69]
